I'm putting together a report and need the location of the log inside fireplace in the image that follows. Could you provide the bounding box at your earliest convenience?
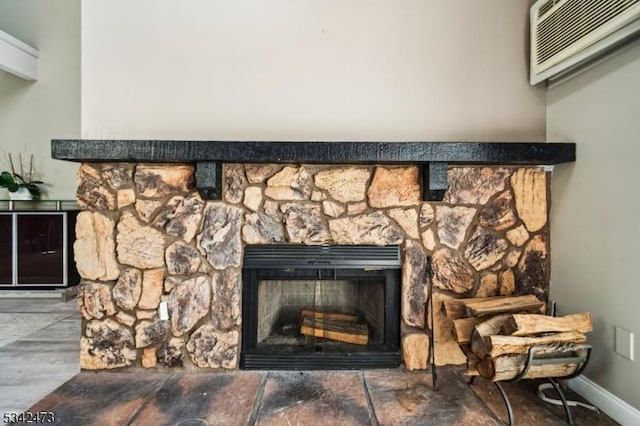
[240,245,402,370]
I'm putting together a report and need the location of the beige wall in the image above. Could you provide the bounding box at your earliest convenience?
[81,0,545,142]
[548,41,640,409]
[0,0,80,200]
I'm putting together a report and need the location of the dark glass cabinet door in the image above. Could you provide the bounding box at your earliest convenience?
[0,214,12,284]
[16,214,64,285]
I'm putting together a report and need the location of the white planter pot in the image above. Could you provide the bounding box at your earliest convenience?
[8,187,33,200]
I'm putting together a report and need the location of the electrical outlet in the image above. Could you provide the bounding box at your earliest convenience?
[615,326,635,361]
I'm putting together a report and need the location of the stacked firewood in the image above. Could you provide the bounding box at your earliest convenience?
[299,308,369,345]
[444,295,593,381]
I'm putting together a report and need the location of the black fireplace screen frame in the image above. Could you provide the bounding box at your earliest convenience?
[240,245,402,370]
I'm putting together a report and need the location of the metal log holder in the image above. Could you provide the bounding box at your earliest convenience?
[469,343,594,425]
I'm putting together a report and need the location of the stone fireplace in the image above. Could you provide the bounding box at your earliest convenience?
[55,140,574,371]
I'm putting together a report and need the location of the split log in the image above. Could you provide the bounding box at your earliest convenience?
[501,312,593,337]
[300,308,358,322]
[464,295,545,317]
[471,315,510,358]
[477,350,586,381]
[443,297,499,320]
[483,331,587,358]
[452,317,483,344]
[300,316,368,345]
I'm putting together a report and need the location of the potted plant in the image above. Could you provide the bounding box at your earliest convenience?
[0,153,43,200]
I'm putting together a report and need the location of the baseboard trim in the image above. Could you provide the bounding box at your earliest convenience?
[569,375,640,426]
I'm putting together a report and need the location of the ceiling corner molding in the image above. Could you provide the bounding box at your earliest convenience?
[0,29,39,81]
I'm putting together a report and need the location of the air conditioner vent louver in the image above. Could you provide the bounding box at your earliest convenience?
[530,0,640,84]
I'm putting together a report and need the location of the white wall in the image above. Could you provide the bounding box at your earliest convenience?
[0,0,80,200]
[548,41,640,410]
[81,0,545,142]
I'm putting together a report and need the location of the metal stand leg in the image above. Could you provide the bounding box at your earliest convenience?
[548,378,574,425]
[494,382,515,426]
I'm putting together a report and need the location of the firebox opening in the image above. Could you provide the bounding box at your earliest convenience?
[241,245,402,370]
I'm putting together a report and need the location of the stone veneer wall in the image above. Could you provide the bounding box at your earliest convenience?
[74,162,550,371]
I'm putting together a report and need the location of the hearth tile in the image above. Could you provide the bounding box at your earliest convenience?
[256,371,371,426]
[25,372,168,426]
[468,377,619,426]
[131,372,264,426]
[364,368,499,425]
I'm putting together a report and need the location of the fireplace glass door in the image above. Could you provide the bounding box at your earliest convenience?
[241,245,401,370]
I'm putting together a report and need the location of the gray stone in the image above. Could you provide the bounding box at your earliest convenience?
[431,248,476,294]
[211,269,241,330]
[169,276,211,336]
[77,281,116,320]
[263,200,281,220]
[116,211,166,269]
[436,206,476,250]
[74,211,120,281]
[157,337,185,367]
[444,167,510,204]
[112,268,142,311]
[77,164,116,210]
[402,240,428,328]
[314,167,370,203]
[166,241,202,275]
[135,320,169,348]
[164,276,181,293]
[419,204,435,228]
[151,196,184,229]
[329,212,404,245]
[186,326,239,369]
[464,226,509,271]
[223,164,247,204]
[135,199,163,223]
[368,166,421,208]
[479,190,517,231]
[102,163,134,190]
[197,203,243,269]
[164,193,205,243]
[134,164,195,198]
[80,319,136,370]
[242,212,285,244]
[280,203,330,244]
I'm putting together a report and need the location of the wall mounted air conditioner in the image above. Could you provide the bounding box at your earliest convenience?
[530,0,640,85]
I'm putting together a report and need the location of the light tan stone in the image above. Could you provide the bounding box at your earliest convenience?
[134,164,195,198]
[367,166,421,208]
[135,320,168,348]
[419,204,435,229]
[504,249,522,268]
[402,332,429,371]
[136,310,157,320]
[431,292,467,366]
[169,276,211,337]
[117,188,136,208]
[265,166,311,200]
[164,193,205,243]
[242,212,285,244]
[506,225,530,247]
[263,200,281,220]
[511,168,547,232]
[115,311,136,327]
[499,269,516,296]
[186,326,239,369]
[135,199,163,223]
[243,186,263,212]
[164,276,181,293]
[347,202,367,215]
[112,268,142,311]
[314,167,370,203]
[165,241,201,275]
[421,229,437,251]
[436,206,476,250]
[329,212,404,245]
[444,167,510,205]
[142,347,157,368]
[74,212,120,281]
[388,208,419,239]
[116,211,165,269]
[77,164,116,210]
[245,164,279,183]
[138,268,165,310]
[311,191,326,201]
[322,201,345,218]
[77,281,116,320]
[476,274,498,297]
